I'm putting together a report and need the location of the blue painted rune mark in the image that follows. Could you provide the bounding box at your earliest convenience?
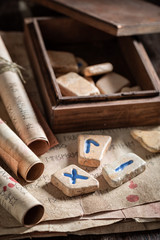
[64,169,88,184]
[84,139,100,153]
[115,160,134,172]
[78,62,82,67]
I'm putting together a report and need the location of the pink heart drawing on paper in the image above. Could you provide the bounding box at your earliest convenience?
[9,177,17,183]
[126,194,139,202]
[8,183,15,188]
[3,186,7,192]
[129,180,138,189]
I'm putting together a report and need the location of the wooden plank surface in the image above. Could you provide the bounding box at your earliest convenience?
[52,97,160,133]
[32,0,160,36]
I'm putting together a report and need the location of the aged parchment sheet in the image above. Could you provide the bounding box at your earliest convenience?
[1,127,159,227]
[74,220,160,235]
[0,32,160,238]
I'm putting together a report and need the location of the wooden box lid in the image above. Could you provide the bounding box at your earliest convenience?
[32,0,160,36]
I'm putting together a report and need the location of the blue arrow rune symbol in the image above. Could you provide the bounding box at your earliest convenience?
[64,169,88,184]
[115,160,134,172]
[84,139,100,153]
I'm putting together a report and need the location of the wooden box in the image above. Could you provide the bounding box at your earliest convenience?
[24,17,160,133]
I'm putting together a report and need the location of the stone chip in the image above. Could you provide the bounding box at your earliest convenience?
[96,72,130,94]
[78,135,112,167]
[51,164,99,197]
[83,62,113,77]
[48,50,78,74]
[131,129,160,153]
[102,153,146,188]
[56,72,100,96]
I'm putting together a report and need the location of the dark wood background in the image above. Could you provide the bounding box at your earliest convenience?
[0,0,160,239]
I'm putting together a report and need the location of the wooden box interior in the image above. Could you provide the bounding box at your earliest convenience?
[24,17,160,132]
[38,18,160,103]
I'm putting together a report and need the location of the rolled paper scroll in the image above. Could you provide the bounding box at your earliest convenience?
[0,166,44,226]
[30,99,58,149]
[0,119,44,182]
[0,36,50,156]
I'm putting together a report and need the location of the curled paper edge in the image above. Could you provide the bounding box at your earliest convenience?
[0,118,44,182]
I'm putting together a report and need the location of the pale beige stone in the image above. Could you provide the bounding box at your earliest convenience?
[85,76,95,85]
[83,62,113,77]
[56,72,100,96]
[102,153,146,188]
[51,164,99,197]
[76,57,88,75]
[121,86,141,92]
[96,72,130,94]
[78,135,112,167]
[48,50,78,74]
[131,129,160,153]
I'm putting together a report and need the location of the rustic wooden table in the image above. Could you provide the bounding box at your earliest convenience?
[0,0,160,239]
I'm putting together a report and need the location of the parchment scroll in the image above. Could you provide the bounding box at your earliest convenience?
[0,119,44,182]
[0,166,44,226]
[0,36,51,156]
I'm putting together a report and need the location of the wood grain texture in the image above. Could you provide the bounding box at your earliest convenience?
[24,17,160,132]
[52,97,160,133]
[32,0,160,36]
[140,33,160,78]
[24,19,55,124]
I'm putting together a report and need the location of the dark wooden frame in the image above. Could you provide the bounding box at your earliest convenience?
[32,0,160,36]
